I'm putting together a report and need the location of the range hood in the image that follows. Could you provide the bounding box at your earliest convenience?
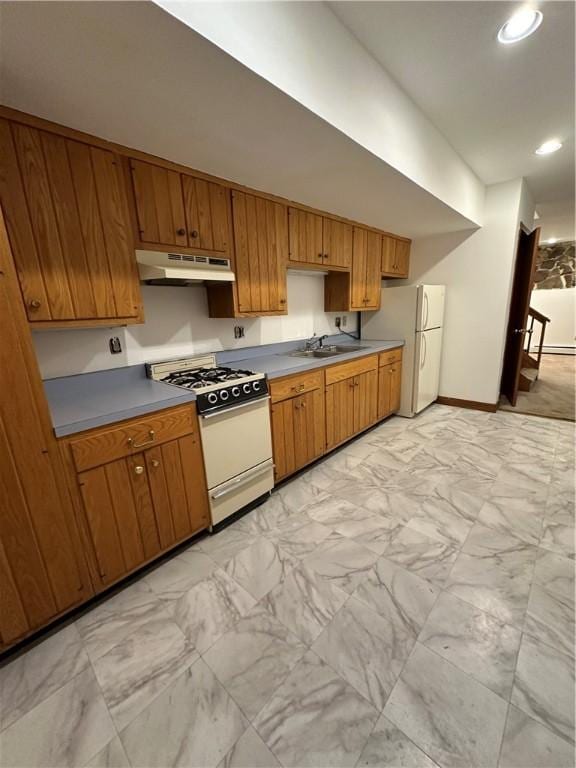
[136,250,235,285]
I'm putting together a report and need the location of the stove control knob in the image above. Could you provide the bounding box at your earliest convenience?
[220,389,229,401]
[252,380,261,392]
[242,383,252,394]
[207,392,218,405]
[231,386,240,397]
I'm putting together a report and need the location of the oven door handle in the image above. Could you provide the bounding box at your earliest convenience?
[200,395,270,419]
[210,460,274,500]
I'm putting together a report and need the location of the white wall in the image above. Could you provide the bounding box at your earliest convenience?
[33,272,357,380]
[407,178,533,405]
[157,0,485,227]
[529,289,575,350]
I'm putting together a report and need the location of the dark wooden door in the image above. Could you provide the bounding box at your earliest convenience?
[501,227,541,406]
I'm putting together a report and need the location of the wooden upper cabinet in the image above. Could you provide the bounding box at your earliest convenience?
[288,207,323,266]
[351,228,382,311]
[232,190,288,314]
[325,227,381,312]
[322,218,352,269]
[0,119,142,327]
[130,160,188,248]
[288,208,352,270]
[129,158,230,255]
[394,240,410,278]
[382,235,410,278]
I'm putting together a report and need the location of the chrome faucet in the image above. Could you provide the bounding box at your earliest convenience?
[305,334,329,350]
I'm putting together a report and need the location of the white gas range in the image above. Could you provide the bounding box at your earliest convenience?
[147,354,273,526]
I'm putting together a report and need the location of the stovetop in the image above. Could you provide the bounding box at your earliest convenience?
[146,354,268,414]
[160,366,258,391]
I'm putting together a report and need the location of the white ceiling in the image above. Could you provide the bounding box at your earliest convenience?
[331,1,575,209]
[0,0,475,238]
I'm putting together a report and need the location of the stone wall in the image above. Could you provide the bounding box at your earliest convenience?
[534,240,575,290]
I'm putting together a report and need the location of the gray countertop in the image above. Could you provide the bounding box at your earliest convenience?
[44,335,404,437]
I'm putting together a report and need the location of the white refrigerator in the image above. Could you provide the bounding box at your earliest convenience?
[362,284,446,417]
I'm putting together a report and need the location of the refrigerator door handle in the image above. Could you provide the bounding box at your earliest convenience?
[420,332,427,369]
[423,292,429,330]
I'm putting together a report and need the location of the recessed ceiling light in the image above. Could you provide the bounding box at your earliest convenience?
[535,139,563,155]
[498,9,543,44]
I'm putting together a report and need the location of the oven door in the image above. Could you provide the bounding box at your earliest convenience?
[198,396,273,490]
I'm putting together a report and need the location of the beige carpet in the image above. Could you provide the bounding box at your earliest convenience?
[500,353,575,421]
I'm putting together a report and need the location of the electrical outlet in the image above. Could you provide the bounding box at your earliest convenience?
[335,316,342,329]
[234,325,245,339]
[109,336,122,355]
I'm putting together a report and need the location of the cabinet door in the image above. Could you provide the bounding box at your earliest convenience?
[0,212,86,646]
[0,119,142,324]
[271,398,297,482]
[350,227,368,310]
[354,370,378,434]
[377,364,392,420]
[145,434,210,549]
[389,362,402,413]
[182,175,229,254]
[293,390,325,471]
[395,240,410,278]
[78,454,161,586]
[381,235,397,276]
[350,228,382,311]
[378,362,402,419]
[326,378,355,450]
[364,231,382,308]
[129,159,187,248]
[322,218,352,268]
[288,207,323,266]
[232,191,288,314]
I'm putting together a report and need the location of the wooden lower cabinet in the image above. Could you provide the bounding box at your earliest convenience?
[271,386,325,482]
[378,363,402,419]
[71,411,210,588]
[326,369,378,450]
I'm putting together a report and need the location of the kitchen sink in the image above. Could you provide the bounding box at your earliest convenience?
[284,344,369,359]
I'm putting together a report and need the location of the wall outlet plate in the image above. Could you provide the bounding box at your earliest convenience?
[109,336,122,354]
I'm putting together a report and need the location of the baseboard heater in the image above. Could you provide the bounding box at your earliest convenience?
[530,345,576,355]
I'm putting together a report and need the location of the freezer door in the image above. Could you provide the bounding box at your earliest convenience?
[413,327,443,413]
[417,285,446,331]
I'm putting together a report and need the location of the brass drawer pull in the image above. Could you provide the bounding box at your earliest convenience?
[134,465,144,475]
[127,429,155,449]
[150,459,160,468]
[291,383,305,392]
[29,299,42,310]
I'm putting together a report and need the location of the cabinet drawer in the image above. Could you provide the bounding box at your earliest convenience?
[70,406,196,472]
[270,370,324,403]
[325,355,378,386]
[378,348,403,367]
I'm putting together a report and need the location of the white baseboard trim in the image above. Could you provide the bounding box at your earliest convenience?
[530,345,576,355]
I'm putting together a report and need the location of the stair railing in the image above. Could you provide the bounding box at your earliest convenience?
[523,307,551,379]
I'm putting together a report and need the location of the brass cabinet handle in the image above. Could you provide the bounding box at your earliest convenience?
[190,230,199,238]
[280,298,287,304]
[150,459,160,468]
[301,401,306,408]
[127,429,155,449]
[176,228,186,236]
[291,383,305,392]
[318,253,323,260]
[134,465,144,475]
[29,299,42,309]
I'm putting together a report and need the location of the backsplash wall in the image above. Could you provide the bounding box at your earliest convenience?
[33,272,359,379]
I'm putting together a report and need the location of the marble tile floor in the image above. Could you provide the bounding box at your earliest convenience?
[0,405,574,768]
